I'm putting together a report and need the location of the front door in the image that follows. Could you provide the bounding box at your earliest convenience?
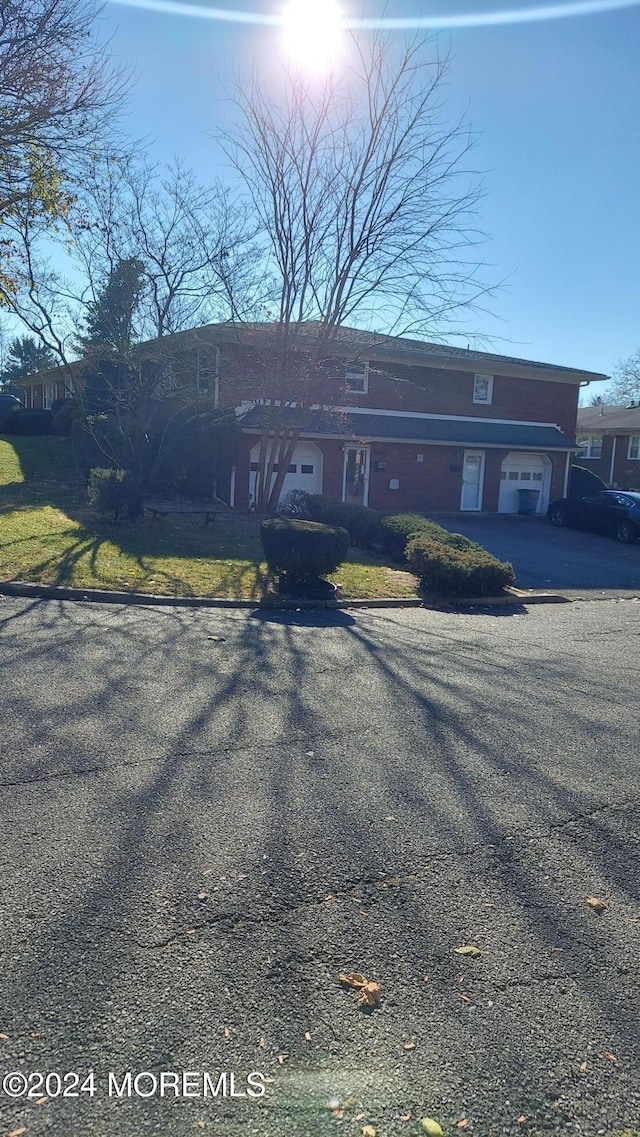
[460,451,485,511]
[343,446,370,507]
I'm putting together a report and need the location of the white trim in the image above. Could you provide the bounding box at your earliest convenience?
[609,436,618,483]
[230,465,236,508]
[214,345,220,407]
[627,435,640,460]
[344,360,369,394]
[562,451,571,498]
[323,404,562,429]
[460,450,485,511]
[473,373,494,405]
[576,434,603,459]
[342,444,370,507]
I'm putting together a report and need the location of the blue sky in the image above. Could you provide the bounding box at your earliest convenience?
[65,2,640,395]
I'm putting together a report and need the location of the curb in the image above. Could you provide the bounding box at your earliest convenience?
[430,588,572,609]
[0,580,424,611]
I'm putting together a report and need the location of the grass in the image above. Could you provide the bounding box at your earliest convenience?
[0,435,420,601]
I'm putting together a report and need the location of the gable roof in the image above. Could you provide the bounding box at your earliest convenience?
[577,404,640,432]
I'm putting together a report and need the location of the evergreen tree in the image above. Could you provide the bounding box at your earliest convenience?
[79,257,145,414]
[0,335,56,386]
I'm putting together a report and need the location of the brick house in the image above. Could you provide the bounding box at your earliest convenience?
[575,404,640,490]
[16,323,607,514]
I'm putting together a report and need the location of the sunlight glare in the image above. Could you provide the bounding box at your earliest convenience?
[282,0,345,71]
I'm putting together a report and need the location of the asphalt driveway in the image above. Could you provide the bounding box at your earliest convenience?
[0,596,639,1137]
[432,513,640,593]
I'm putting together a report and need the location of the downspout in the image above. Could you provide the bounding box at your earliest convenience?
[562,451,571,498]
[608,435,617,486]
[230,465,236,508]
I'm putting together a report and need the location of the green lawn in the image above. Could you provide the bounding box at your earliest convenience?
[0,436,420,601]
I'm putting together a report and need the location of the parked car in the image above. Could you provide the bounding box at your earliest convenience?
[547,490,640,543]
[0,393,24,410]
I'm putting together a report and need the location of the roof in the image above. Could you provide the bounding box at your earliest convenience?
[577,404,640,433]
[238,405,576,451]
[210,322,605,385]
[14,321,607,388]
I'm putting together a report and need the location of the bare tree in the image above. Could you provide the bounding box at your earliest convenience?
[0,0,129,301]
[606,348,640,405]
[220,32,494,512]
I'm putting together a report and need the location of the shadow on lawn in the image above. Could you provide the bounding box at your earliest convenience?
[0,596,637,1134]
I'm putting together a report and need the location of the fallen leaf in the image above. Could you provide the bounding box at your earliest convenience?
[517,1116,527,1124]
[276,1054,288,1065]
[35,1096,49,1106]
[29,1032,41,1039]
[586,896,607,914]
[0,1032,9,1040]
[403,1041,416,1051]
[423,975,430,982]
[196,1122,206,1130]
[197,892,209,901]
[400,1114,412,1122]
[484,903,495,908]
[551,947,564,953]
[579,1061,588,1072]
[339,973,382,1007]
[339,972,368,988]
[459,994,472,1004]
[603,1051,617,1063]
[257,1037,265,1048]
[304,1032,312,1041]
[325,893,337,904]
[206,635,225,641]
[453,946,482,958]
[457,1120,469,1129]
[223,1026,231,1038]
[8,1129,27,1137]
[333,1108,345,1118]
[362,1127,377,1137]
[421,1119,445,1137]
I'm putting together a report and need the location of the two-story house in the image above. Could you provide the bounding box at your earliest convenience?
[17,322,607,514]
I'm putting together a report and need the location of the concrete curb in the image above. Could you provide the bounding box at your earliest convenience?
[0,580,423,611]
[0,579,572,612]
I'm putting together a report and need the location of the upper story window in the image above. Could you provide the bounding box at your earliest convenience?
[576,435,603,459]
[628,436,640,460]
[473,373,493,404]
[344,360,369,394]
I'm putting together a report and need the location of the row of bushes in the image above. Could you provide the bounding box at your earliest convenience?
[0,408,55,434]
[277,490,515,596]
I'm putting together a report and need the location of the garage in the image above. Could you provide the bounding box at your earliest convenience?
[249,440,323,506]
[498,452,551,514]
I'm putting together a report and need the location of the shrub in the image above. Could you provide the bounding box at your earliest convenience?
[277,489,314,518]
[378,513,439,558]
[260,518,349,582]
[52,398,82,437]
[406,535,515,596]
[87,468,144,521]
[0,408,54,435]
[300,495,384,548]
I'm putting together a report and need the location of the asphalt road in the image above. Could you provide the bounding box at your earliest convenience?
[0,595,639,1137]
[432,514,640,593]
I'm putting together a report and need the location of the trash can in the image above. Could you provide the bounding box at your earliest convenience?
[517,488,540,515]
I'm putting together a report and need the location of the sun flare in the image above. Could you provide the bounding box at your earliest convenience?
[282,0,345,71]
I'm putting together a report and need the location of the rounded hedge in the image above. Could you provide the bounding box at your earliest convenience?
[260,517,349,581]
[406,535,515,596]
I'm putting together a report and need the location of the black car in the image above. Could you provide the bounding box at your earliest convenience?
[0,393,24,410]
[547,490,640,543]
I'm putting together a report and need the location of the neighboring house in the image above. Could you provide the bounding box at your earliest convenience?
[17,323,607,515]
[576,404,640,491]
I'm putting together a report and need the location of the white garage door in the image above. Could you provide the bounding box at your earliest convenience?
[249,440,323,506]
[498,452,549,514]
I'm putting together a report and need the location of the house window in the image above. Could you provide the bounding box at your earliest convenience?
[628,436,640,460]
[344,361,369,394]
[301,464,314,474]
[576,435,603,459]
[473,374,493,404]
